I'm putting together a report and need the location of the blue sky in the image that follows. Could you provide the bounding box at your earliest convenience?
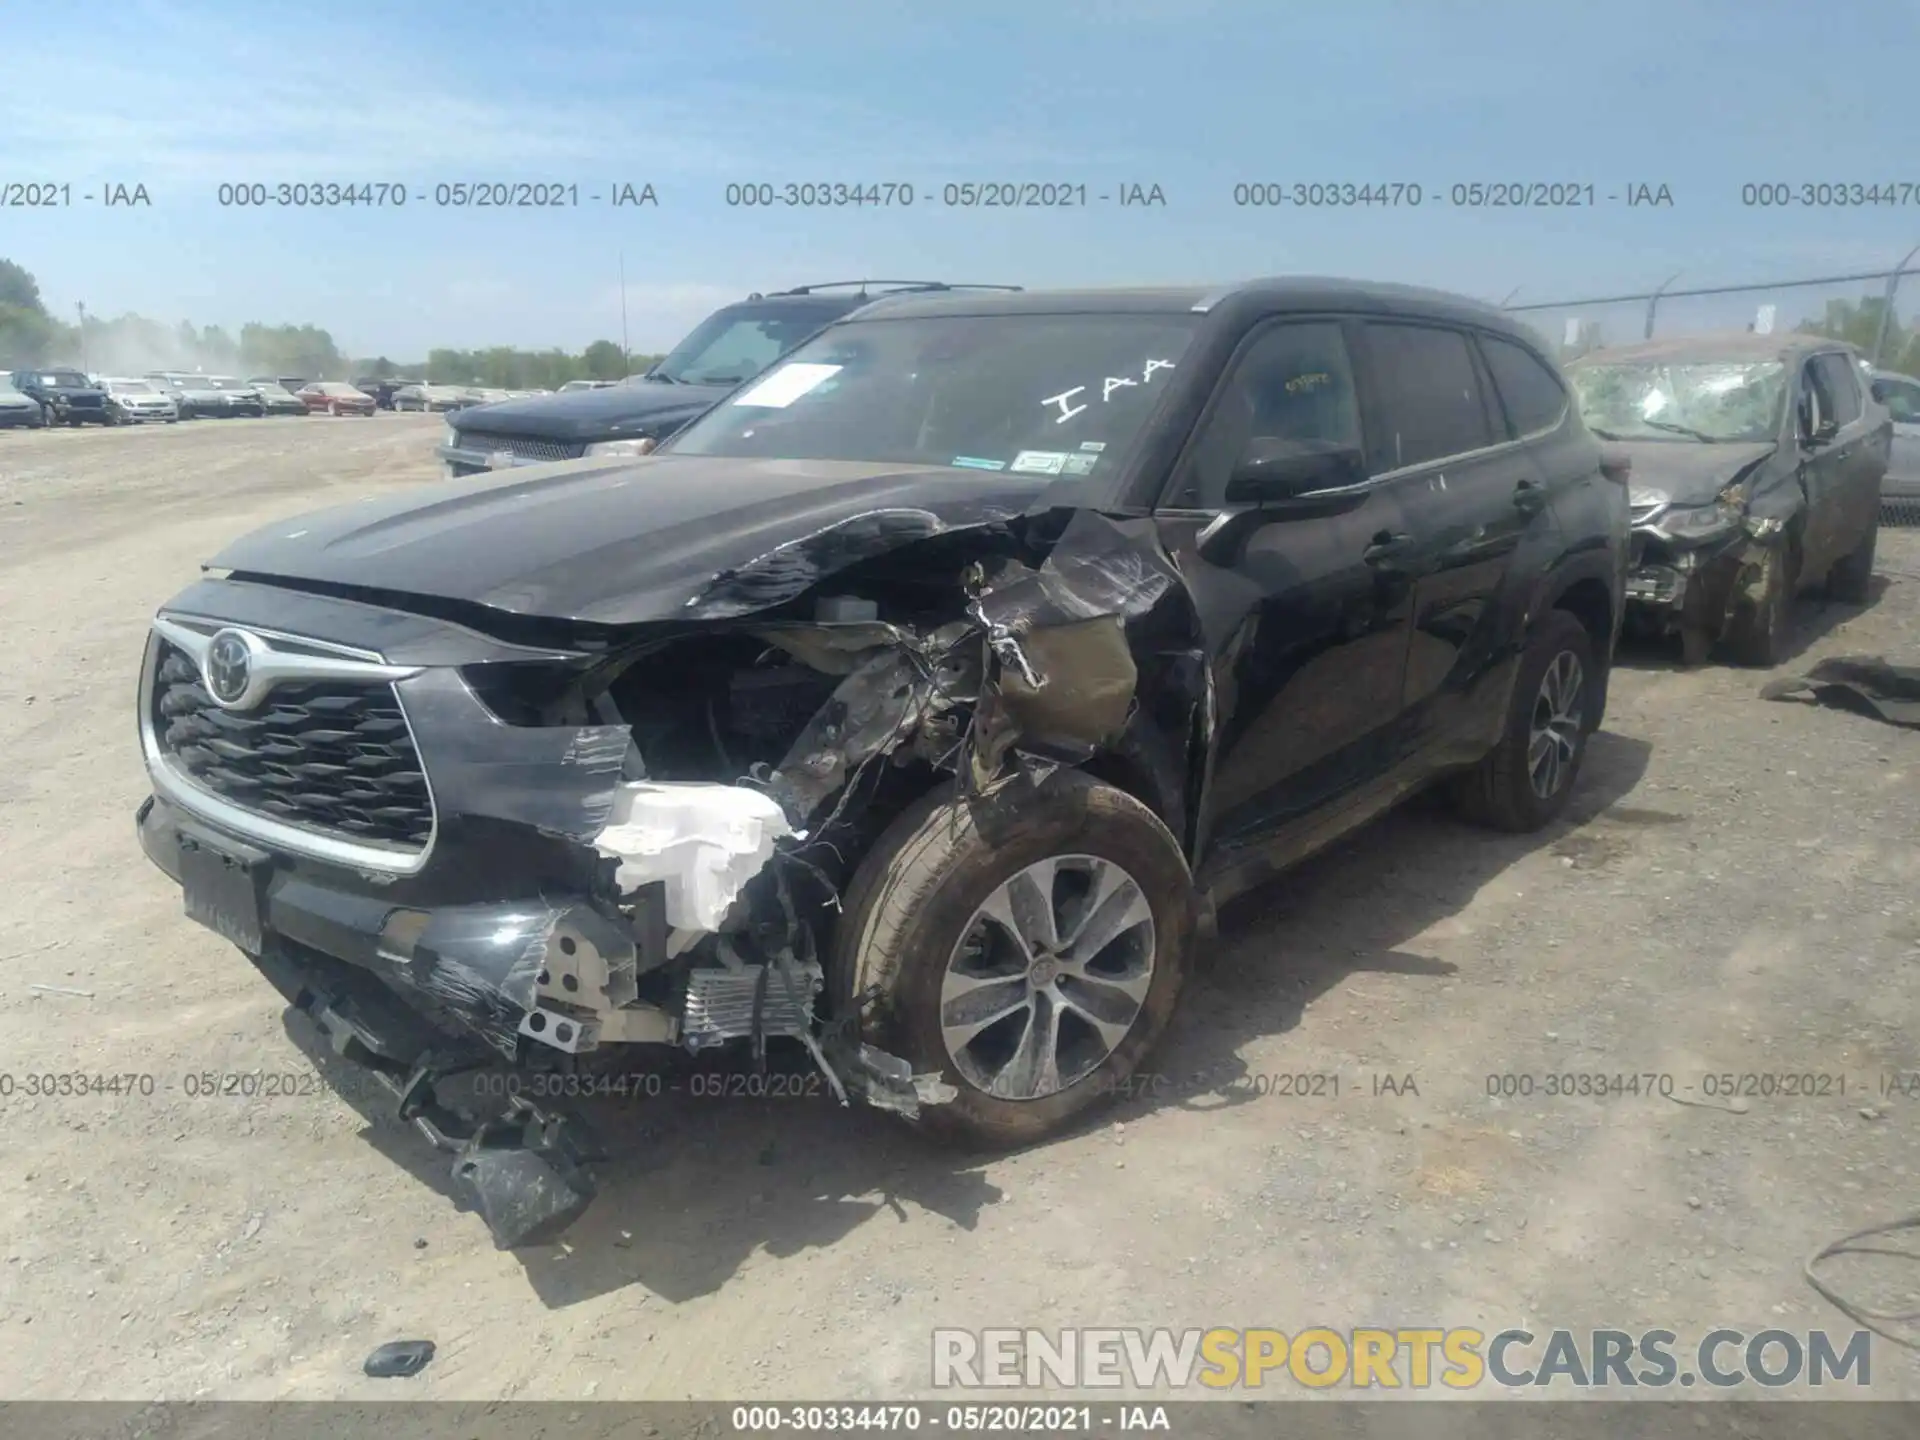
[5,0,1918,358]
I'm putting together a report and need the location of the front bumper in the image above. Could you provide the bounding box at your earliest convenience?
[1623,522,1766,640]
[136,789,626,1246]
[437,442,534,478]
[0,406,40,428]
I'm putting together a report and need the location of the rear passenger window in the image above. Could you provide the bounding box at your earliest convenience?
[1363,323,1495,472]
[1811,353,1862,427]
[1479,334,1568,437]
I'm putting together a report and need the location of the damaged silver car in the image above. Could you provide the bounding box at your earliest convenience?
[135,279,1627,1246]
[1568,333,1889,666]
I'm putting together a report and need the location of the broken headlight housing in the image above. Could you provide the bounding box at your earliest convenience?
[584,436,657,458]
[1655,502,1738,543]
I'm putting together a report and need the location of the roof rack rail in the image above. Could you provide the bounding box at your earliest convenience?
[763,280,1025,297]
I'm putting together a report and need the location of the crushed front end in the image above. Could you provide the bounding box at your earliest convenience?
[134,509,1190,1247]
[1624,484,1787,653]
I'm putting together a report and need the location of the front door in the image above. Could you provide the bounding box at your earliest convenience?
[1797,352,1875,577]
[1151,317,1416,850]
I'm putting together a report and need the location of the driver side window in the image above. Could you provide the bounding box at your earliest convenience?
[1168,321,1361,508]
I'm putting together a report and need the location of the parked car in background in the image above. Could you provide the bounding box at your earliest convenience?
[462,386,514,407]
[353,378,409,410]
[0,373,48,428]
[147,372,227,419]
[11,366,110,425]
[205,376,266,418]
[298,382,376,416]
[132,277,1625,1247]
[100,377,180,423]
[1567,332,1889,666]
[391,383,472,412]
[252,381,308,416]
[439,281,1021,477]
[1868,368,1920,525]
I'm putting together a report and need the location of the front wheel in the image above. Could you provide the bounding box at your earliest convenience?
[831,771,1196,1148]
[1723,545,1792,667]
[1449,609,1597,832]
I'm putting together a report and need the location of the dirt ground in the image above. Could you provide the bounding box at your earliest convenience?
[0,415,1916,1402]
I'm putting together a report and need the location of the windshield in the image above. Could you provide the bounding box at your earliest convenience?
[111,381,155,394]
[1570,359,1785,443]
[666,312,1200,473]
[39,372,89,387]
[320,383,361,396]
[652,302,841,386]
[208,377,247,389]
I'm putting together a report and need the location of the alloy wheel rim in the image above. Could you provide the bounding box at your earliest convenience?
[940,854,1157,1101]
[1528,651,1585,799]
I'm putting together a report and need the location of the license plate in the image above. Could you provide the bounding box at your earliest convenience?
[178,825,269,954]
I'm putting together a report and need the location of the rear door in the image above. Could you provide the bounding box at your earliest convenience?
[1351,321,1556,767]
[1151,316,1418,845]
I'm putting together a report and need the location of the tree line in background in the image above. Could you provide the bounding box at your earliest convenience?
[0,258,662,387]
[8,254,1920,391]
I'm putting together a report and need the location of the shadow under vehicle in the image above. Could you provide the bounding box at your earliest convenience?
[132,277,1627,1249]
[1567,332,1889,667]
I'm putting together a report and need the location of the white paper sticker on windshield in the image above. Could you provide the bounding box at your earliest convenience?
[1011,450,1069,474]
[731,363,842,409]
[1060,452,1098,476]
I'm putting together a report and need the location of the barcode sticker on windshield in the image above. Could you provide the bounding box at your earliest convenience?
[732,363,843,409]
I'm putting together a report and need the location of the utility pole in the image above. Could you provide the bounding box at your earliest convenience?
[76,302,88,372]
[619,252,631,377]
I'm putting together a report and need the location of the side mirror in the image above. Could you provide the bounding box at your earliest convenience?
[1222,439,1366,505]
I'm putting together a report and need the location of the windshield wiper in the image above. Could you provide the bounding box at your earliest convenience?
[1589,426,1628,440]
[1642,419,1729,443]
[643,370,679,383]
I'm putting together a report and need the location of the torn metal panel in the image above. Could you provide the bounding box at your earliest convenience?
[593,782,794,930]
[378,901,643,1060]
[1761,656,1920,727]
[685,508,950,620]
[763,647,940,825]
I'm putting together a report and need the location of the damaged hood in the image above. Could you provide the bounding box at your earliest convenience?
[210,456,1058,624]
[449,380,729,442]
[1609,439,1779,507]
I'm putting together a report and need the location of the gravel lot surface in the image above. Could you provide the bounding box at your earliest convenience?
[0,416,1916,1402]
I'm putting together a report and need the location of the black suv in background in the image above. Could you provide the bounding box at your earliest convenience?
[436,280,1021,476]
[135,277,1625,1248]
[10,366,110,425]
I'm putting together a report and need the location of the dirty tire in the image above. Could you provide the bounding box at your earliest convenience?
[1723,546,1792,668]
[1825,514,1878,605]
[1449,609,1597,833]
[831,771,1195,1149]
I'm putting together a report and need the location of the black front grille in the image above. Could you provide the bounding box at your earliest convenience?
[1882,498,1920,527]
[455,430,587,462]
[151,642,433,849]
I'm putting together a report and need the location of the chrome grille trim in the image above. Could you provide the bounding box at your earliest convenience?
[138,614,440,875]
[454,430,588,462]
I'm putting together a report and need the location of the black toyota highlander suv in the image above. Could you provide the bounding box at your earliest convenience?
[136,278,1627,1248]
[436,280,1021,477]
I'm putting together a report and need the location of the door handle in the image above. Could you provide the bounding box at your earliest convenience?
[1513,478,1548,513]
[1363,530,1411,564]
